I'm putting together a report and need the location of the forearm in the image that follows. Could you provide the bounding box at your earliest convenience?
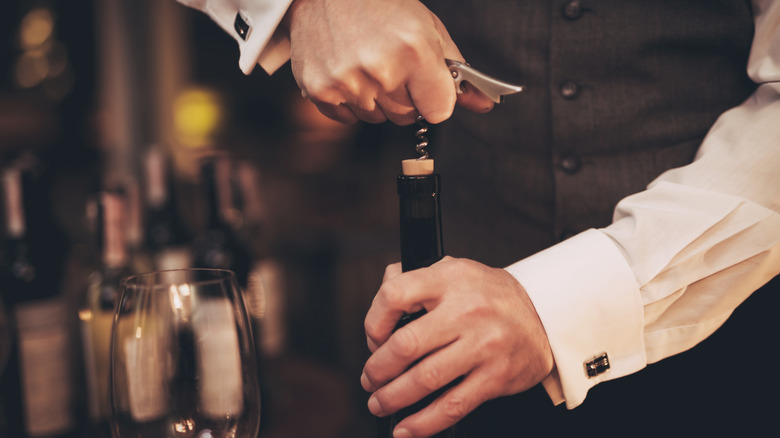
[508,0,780,408]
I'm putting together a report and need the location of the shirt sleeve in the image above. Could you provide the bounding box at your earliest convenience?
[506,0,780,409]
[176,0,292,74]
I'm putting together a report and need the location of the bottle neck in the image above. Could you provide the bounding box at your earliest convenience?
[397,173,444,272]
[200,156,233,231]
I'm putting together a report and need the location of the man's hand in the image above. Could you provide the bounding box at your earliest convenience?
[361,257,554,437]
[284,0,495,125]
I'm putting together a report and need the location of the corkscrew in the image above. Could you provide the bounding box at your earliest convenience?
[414,115,430,160]
[446,59,525,103]
[412,59,525,161]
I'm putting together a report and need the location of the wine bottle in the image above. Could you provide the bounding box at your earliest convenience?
[377,158,467,438]
[231,162,287,358]
[0,164,78,438]
[191,153,251,287]
[142,145,192,271]
[78,191,134,437]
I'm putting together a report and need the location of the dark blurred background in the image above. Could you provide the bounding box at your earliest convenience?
[0,1,419,436]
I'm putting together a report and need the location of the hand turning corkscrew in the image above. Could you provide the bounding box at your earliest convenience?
[413,60,525,160]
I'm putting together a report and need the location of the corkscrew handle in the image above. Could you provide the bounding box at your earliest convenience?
[446,59,525,103]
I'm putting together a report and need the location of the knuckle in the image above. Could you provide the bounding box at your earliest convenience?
[301,79,338,105]
[460,293,491,318]
[355,97,378,113]
[415,364,445,393]
[359,55,395,90]
[383,263,400,281]
[302,69,360,105]
[440,392,471,423]
[379,281,406,310]
[444,257,470,271]
[479,324,510,351]
[390,326,420,361]
[439,257,474,276]
[364,316,381,342]
[490,356,513,383]
[395,25,429,59]
[329,68,362,97]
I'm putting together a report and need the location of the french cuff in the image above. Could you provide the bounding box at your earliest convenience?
[256,31,291,74]
[179,0,292,75]
[504,229,647,409]
[233,1,292,74]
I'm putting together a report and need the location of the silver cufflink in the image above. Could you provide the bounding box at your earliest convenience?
[584,352,610,378]
[234,12,251,40]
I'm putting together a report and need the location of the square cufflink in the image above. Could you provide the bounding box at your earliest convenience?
[584,352,610,378]
[234,12,251,40]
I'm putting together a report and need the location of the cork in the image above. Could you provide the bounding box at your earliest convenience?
[402,159,434,176]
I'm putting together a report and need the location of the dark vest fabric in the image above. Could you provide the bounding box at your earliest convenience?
[413,0,778,435]
[427,0,756,265]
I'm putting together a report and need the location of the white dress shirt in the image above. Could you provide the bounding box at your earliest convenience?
[178,0,780,409]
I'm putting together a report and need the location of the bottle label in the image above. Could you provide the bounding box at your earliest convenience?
[154,247,192,271]
[193,298,244,418]
[246,259,286,357]
[15,299,74,437]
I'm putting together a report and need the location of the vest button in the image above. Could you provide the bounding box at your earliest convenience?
[560,81,580,99]
[562,1,583,20]
[560,153,581,174]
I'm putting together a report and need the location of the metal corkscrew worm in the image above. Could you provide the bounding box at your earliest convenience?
[409,59,524,161]
[414,114,430,160]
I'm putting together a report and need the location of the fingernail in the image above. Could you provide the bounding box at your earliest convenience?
[367,396,382,415]
[360,372,372,391]
[394,428,411,438]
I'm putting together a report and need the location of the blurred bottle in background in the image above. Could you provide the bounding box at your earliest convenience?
[0,157,78,438]
[142,144,192,271]
[122,178,154,275]
[78,190,133,438]
[234,162,287,359]
[191,152,251,287]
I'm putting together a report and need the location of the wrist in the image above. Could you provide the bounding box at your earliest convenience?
[282,0,318,35]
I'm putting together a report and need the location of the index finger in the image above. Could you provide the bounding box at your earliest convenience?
[406,59,457,124]
[456,81,495,113]
[364,260,452,352]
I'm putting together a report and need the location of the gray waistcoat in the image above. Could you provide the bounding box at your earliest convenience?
[413,1,773,434]
[424,0,755,267]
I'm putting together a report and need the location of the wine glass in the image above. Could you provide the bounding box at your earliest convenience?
[109,269,261,438]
